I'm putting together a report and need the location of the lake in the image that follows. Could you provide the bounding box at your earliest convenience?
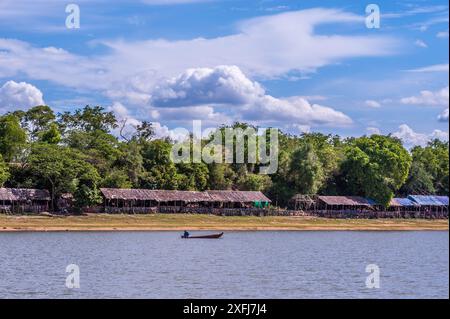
[0,231,448,298]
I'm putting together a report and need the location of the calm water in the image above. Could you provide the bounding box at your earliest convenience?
[0,231,448,299]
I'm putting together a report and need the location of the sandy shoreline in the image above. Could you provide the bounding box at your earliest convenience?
[0,214,448,232]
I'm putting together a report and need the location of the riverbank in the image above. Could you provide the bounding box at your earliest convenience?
[0,214,448,232]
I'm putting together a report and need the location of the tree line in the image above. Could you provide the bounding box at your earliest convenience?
[0,105,448,211]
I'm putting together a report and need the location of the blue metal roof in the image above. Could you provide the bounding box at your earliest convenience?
[390,198,418,207]
[435,196,449,206]
[408,195,449,206]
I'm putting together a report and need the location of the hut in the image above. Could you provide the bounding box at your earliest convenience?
[99,188,271,214]
[314,196,377,218]
[0,188,50,214]
[206,190,271,208]
[289,194,316,211]
[408,195,449,218]
[57,193,74,213]
[388,197,420,218]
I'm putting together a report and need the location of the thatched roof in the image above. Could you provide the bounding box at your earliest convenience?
[0,188,51,201]
[290,194,316,204]
[207,190,271,203]
[317,196,376,206]
[100,188,271,203]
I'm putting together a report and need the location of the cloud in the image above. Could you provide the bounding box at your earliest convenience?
[151,65,265,107]
[0,8,399,93]
[0,39,106,90]
[242,95,352,126]
[150,105,230,126]
[413,15,449,32]
[414,39,428,48]
[400,86,449,106]
[392,124,448,148]
[437,30,449,38]
[367,127,381,135]
[107,101,191,141]
[406,63,449,72]
[383,5,448,18]
[438,108,449,122]
[365,100,381,108]
[147,65,352,127]
[0,80,44,112]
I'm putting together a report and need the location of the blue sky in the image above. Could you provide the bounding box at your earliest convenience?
[0,0,448,146]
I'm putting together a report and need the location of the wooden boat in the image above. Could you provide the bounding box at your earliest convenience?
[181,232,224,239]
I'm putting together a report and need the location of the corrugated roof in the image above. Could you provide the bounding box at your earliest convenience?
[317,196,376,206]
[408,195,449,206]
[0,188,50,201]
[434,196,449,206]
[100,188,271,203]
[389,198,419,207]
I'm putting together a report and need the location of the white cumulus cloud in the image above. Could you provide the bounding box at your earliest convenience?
[400,86,449,106]
[392,124,448,148]
[147,65,352,127]
[151,65,265,107]
[365,100,381,108]
[0,80,44,113]
[438,108,449,122]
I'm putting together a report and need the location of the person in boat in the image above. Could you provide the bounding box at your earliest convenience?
[183,230,190,238]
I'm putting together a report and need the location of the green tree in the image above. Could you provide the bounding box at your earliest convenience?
[0,114,27,162]
[59,105,117,133]
[64,130,120,176]
[28,144,100,211]
[141,139,180,189]
[400,161,435,195]
[0,154,9,186]
[340,135,412,206]
[207,163,236,190]
[238,173,272,192]
[288,143,325,195]
[102,169,133,189]
[24,105,56,140]
[410,140,449,195]
[177,162,209,191]
[72,164,102,212]
[132,121,155,142]
[115,141,144,187]
[39,122,62,144]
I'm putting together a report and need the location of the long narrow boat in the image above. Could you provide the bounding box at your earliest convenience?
[181,232,224,239]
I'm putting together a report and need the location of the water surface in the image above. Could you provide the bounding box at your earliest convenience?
[0,231,448,298]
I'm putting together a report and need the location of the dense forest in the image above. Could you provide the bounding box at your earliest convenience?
[0,105,448,211]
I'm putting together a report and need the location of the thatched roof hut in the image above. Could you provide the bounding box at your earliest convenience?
[0,188,50,214]
[206,190,271,203]
[317,196,376,207]
[0,188,50,201]
[100,188,271,204]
